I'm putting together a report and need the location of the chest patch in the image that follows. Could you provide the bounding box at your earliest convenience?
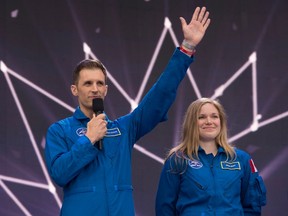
[221,161,241,170]
[188,160,203,169]
[76,127,87,136]
[105,127,121,137]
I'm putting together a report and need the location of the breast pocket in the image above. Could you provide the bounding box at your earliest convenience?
[219,168,242,199]
[103,127,122,158]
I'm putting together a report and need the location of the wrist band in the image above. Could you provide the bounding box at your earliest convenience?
[182,39,196,51]
[180,46,196,56]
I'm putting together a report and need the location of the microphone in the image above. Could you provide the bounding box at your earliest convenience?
[92,98,104,150]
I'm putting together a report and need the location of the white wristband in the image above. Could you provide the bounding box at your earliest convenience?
[182,39,196,50]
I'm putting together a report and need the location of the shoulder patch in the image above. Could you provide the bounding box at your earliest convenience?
[249,159,258,173]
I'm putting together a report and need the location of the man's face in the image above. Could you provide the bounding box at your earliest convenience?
[71,68,108,117]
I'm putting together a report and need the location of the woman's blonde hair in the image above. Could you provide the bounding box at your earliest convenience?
[167,98,235,162]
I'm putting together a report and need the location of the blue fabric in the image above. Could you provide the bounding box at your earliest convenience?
[45,48,193,216]
[155,147,267,216]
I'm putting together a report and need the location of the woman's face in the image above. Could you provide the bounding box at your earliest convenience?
[197,103,221,142]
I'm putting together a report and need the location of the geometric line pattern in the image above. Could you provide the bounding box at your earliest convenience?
[1,16,287,214]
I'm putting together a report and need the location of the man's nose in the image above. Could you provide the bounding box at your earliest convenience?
[92,83,99,91]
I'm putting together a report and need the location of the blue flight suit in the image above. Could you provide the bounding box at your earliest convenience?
[45,48,193,215]
[155,147,267,216]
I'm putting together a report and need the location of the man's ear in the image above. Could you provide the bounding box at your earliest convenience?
[71,85,78,96]
[104,85,108,96]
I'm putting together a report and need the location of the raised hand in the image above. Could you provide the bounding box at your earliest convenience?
[180,7,211,47]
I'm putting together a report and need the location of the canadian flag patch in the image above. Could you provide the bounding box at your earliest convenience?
[249,159,258,173]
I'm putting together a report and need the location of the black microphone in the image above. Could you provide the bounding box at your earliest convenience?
[92,98,104,150]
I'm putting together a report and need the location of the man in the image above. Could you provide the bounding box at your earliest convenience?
[45,7,211,216]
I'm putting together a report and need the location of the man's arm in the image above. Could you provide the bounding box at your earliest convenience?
[128,7,211,141]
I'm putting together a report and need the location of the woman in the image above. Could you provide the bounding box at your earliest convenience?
[155,98,266,215]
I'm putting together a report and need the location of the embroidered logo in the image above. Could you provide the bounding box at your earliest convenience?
[188,160,203,169]
[221,161,241,170]
[76,127,87,136]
